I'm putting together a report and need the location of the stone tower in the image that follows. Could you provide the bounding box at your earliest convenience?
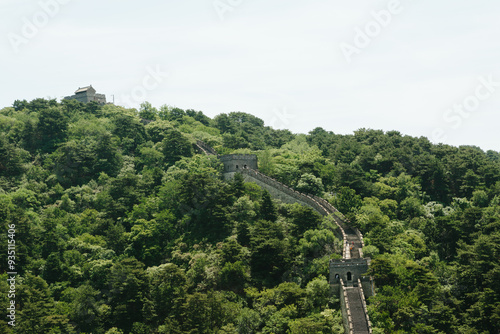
[330,258,371,287]
[220,154,258,179]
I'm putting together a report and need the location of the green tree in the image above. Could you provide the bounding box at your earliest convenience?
[250,220,291,286]
[218,261,249,293]
[107,258,148,332]
[299,229,336,258]
[112,113,147,154]
[296,173,324,196]
[260,190,277,222]
[13,99,29,111]
[472,189,489,207]
[147,263,187,325]
[162,129,193,165]
[259,149,275,175]
[230,172,246,199]
[138,101,158,121]
[331,186,362,215]
[305,276,331,310]
[287,204,323,237]
[0,134,29,177]
[16,274,74,333]
[236,308,261,334]
[181,291,238,333]
[37,106,68,152]
[63,284,103,333]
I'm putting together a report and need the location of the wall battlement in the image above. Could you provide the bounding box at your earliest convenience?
[219,154,257,161]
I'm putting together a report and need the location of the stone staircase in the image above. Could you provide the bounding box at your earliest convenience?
[346,287,371,334]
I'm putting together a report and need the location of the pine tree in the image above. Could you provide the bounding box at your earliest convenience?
[260,190,277,222]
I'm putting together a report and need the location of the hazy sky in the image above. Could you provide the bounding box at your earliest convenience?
[1,0,499,151]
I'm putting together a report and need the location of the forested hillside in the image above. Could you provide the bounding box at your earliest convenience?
[1,99,499,333]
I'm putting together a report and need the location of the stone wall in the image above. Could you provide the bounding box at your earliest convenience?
[195,140,218,156]
[330,258,371,286]
[358,279,373,334]
[361,277,375,299]
[237,168,332,215]
[228,168,351,255]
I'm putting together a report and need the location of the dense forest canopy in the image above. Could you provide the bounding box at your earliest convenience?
[0,98,499,333]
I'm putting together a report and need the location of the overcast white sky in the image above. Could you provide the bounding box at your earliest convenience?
[1,0,499,151]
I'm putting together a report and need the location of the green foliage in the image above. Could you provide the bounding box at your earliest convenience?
[329,186,362,215]
[296,173,324,196]
[53,135,122,186]
[250,219,292,287]
[138,102,158,121]
[161,128,193,164]
[299,229,337,258]
[260,190,277,222]
[15,273,74,333]
[181,291,240,333]
[37,106,69,152]
[146,263,187,325]
[111,113,147,154]
[305,276,331,309]
[107,258,148,332]
[287,204,323,237]
[0,133,29,177]
[1,98,499,333]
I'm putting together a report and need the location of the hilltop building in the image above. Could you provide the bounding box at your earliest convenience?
[64,86,106,104]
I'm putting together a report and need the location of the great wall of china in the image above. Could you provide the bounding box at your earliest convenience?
[195,140,373,334]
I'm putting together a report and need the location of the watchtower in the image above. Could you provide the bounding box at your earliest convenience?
[330,258,370,285]
[330,258,373,297]
[220,154,258,173]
